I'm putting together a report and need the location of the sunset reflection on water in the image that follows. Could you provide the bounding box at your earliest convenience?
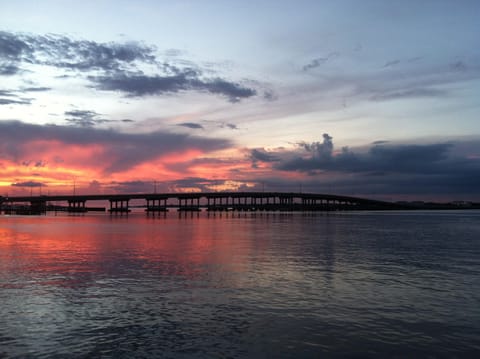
[0,213,261,290]
[1,211,480,358]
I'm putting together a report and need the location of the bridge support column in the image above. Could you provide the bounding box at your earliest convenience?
[178,197,201,212]
[68,199,86,213]
[30,200,47,215]
[146,198,168,213]
[109,199,130,213]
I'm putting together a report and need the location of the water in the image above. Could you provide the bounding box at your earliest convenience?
[1,210,479,358]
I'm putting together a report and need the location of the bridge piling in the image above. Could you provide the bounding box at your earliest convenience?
[109,199,130,213]
[146,198,168,213]
[68,199,86,213]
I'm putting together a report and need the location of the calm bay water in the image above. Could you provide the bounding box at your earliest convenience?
[1,210,479,358]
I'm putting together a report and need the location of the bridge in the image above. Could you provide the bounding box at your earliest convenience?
[0,192,408,215]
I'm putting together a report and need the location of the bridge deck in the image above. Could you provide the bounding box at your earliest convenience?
[0,192,408,214]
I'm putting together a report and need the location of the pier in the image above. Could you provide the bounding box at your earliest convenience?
[0,191,408,215]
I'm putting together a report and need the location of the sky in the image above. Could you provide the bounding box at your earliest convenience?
[1,0,479,201]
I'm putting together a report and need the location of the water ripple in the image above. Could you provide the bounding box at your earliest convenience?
[1,211,480,357]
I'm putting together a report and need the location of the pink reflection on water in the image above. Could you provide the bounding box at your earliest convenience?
[0,214,255,289]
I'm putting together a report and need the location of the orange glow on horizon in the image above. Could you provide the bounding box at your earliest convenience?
[0,139,324,195]
[0,142,269,194]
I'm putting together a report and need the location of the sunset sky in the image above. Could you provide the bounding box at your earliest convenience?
[1,0,479,201]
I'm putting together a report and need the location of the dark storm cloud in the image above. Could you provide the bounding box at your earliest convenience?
[90,72,256,102]
[278,139,456,174]
[250,134,480,197]
[248,170,480,200]
[250,148,278,163]
[0,120,231,173]
[297,133,334,161]
[177,122,204,130]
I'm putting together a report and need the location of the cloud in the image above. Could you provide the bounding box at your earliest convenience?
[296,56,480,109]
[248,134,480,198]
[0,30,156,72]
[0,120,231,173]
[250,148,279,168]
[297,133,334,161]
[167,176,213,191]
[0,88,44,105]
[0,90,15,97]
[277,137,458,174]
[450,60,467,72]
[11,181,45,188]
[303,52,338,71]
[383,60,401,68]
[22,86,51,92]
[0,31,260,102]
[224,123,238,130]
[0,97,31,105]
[90,72,256,102]
[65,109,111,127]
[0,63,19,75]
[372,140,389,145]
[177,122,204,130]
[250,148,278,163]
[165,177,251,192]
[370,88,448,101]
[383,57,423,68]
[0,37,32,71]
[64,110,138,127]
[21,159,46,167]
[198,78,257,102]
[263,89,278,101]
[108,176,243,193]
